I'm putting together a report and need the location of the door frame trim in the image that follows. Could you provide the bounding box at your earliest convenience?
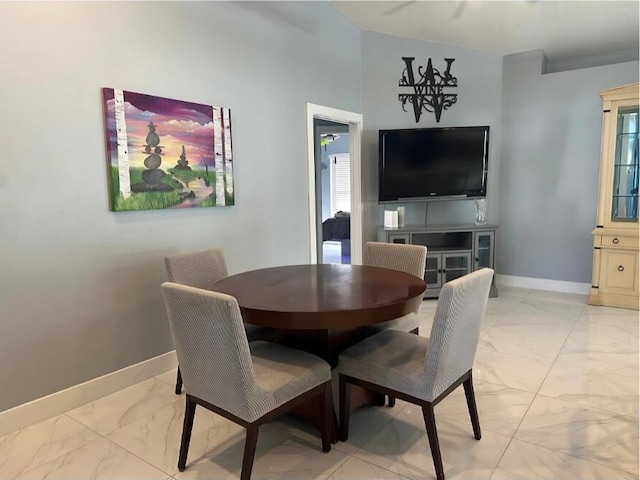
[306,103,363,264]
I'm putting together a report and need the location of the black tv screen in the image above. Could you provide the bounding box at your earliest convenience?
[379,126,489,202]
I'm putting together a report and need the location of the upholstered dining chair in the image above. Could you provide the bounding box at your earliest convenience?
[161,283,333,480]
[164,248,273,394]
[363,241,427,335]
[338,268,494,480]
[363,241,427,407]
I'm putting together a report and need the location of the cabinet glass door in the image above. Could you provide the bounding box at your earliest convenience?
[424,254,442,289]
[612,107,639,222]
[443,253,471,283]
[474,231,494,270]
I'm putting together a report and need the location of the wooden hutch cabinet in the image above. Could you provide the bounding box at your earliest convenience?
[589,83,639,310]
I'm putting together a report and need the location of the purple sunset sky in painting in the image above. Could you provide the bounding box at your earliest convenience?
[103,88,231,171]
[123,90,214,120]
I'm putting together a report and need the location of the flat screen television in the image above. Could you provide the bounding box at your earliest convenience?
[379,126,489,202]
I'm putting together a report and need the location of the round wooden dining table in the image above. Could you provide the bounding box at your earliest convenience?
[213,263,426,366]
[214,263,426,442]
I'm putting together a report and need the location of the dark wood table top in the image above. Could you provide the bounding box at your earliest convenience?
[213,264,426,330]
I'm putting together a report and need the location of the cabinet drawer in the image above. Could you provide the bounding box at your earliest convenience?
[600,249,639,295]
[601,235,639,248]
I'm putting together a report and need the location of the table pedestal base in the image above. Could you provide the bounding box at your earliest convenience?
[274,327,366,369]
[272,327,386,442]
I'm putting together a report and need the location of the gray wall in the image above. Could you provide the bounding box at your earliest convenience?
[0,1,361,411]
[359,32,504,242]
[498,50,639,283]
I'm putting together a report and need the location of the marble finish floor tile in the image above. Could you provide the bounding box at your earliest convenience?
[478,322,573,362]
[539,357,639,417]
[492,438,638,480]
[524,289,589,306]
[434,381,535,438]
[326,457,411,480]
[174,422,349,480]
[569,314,639,351]
[556,337,639,369]
[276,405,400,457]
[332,404,402,456]
[108,398,244,476]
[67,378,177,435]
[473,350,553,393]
[0,414,100,479]
[492,285,532,300]
[514,395,639,475]
[493,299,584,326]
[353,404,511,480]
[13,437,168,480]
[582,304,640,318]
[155,368,179,388]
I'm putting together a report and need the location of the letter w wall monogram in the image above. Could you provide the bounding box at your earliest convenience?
[398,57,458,123]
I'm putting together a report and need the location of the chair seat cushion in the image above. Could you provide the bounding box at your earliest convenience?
[245,324,273,342]
[250,342,331,411]
[365,312,419,335]
[338,330,431,400]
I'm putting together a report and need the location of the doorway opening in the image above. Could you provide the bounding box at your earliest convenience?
[306,104,363,265]
[317,124,350,264]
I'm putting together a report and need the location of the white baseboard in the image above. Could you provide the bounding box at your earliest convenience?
[496,274,591,295]
[0,350,177,437]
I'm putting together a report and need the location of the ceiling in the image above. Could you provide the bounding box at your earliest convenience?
[329,1,639,62]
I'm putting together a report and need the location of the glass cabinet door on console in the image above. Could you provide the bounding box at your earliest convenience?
[443,253,471,283]
[473,231,495,270]
[424,254,442,289]
[425,253,471,288]
[590,82,639,310]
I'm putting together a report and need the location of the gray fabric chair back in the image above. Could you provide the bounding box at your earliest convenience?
[161,282,268,421]
[164,248,228,290]
[424,268,494,400]
[363,242,427,279]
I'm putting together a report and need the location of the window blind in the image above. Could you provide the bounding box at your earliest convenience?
[330,153,351,215]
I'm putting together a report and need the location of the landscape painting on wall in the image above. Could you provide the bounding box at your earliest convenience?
[103,88,235,211]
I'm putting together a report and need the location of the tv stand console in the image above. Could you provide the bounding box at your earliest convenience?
[378,223,498,299]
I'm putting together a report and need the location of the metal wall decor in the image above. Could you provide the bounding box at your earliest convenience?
[398,57,458,123]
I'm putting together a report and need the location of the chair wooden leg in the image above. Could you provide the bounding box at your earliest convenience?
[422,403,445,480]
[175,367,183,395]
[177,395,196,472]
[339,374,351,441]
[463,374,482,440]
[240,424,260,480]
[320,382,332,452]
